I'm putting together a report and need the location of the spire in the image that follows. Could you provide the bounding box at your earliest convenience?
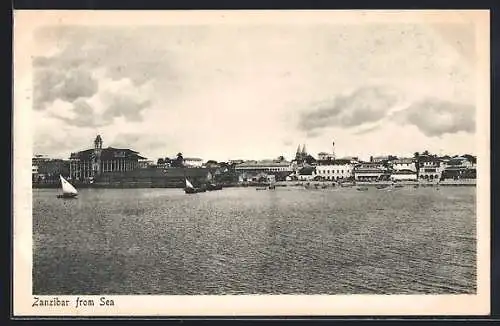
[296,144,301,154]
[302,144,307,155]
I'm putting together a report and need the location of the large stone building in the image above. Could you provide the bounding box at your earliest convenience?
[69,135,147,181]
[313,159,354,181]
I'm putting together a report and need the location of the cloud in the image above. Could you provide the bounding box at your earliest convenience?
[353,124,382,135]
[39,75,153,128]
[298,86,400,135]
[393,98,475,137]
[34,67,98,110]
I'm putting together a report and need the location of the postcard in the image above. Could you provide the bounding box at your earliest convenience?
[13,10,490,316]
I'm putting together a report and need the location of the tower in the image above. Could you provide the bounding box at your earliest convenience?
[332,140,336,160]
[295,144,302,161]
[93,135,103,176]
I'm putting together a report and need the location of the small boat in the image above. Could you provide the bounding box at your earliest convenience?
[356,187,369,191]
[207,183,223,191]
[256,186,267,191]
[268,184,276,190]
[394,184,404,188]
[340,182,355,188]
[376,184,389,190]
[57,175,78,199]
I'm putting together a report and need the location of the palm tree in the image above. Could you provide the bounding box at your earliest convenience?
[172,153,184,168]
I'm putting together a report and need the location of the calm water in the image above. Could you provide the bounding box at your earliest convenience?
[33,186,476,295]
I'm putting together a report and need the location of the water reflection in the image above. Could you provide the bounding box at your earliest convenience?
[33,187,476,295]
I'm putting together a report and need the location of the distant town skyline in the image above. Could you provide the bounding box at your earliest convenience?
[32,14,477,162]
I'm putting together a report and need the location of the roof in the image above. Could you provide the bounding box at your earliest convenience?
[393,158,415,164]
[355,168,385,173]
[70,147,146,160]
[298,166,315,175]
[184,157,203,161]
[235,161,291,168]
[392,169,417,174]
[316,159,352,166]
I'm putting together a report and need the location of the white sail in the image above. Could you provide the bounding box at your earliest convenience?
[185,178,194,189]
[60,175,78,195]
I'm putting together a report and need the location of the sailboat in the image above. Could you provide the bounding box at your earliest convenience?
[185,178,204,194]
[57,175,78,199]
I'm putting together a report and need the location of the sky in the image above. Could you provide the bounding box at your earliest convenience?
[32,21,477,162]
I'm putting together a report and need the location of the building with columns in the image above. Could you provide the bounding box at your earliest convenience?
[69,135,146,181]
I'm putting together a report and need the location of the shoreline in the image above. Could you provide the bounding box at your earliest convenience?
[32,179,476,189]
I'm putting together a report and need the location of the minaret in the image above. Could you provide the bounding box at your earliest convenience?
[332,140,336,160]
[93,135,103,176]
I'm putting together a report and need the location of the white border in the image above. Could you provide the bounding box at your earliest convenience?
[13,10,490,316]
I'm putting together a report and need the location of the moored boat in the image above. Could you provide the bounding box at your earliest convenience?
[207,183,223,191]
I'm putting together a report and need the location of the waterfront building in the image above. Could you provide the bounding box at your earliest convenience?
[234,160,293,173]
[353,162,390,181]
[96,166,211,188]
[297,166,316,181]
[313,159,354,181]
[235,160,294,182]
[32,157,70,183]
[69,135,146,181]
[441,156,477,179]
[391,170,418,181]
[417,155,444,181]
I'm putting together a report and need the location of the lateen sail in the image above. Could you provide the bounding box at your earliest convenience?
[60,175,78,195]
[185,178,194,189]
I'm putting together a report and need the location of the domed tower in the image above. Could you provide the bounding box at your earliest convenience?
[93,135,103,176]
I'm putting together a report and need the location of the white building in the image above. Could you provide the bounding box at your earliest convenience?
[183,157,204,168]
[391,170,417,181]
[392,158,417,172]
[234,160,293,173]
[313,162,353,181]
[418,158,444,180]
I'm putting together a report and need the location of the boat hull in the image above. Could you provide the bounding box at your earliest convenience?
[184,187,205,194]
[207,184,223,191]
[57,193,78,199]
